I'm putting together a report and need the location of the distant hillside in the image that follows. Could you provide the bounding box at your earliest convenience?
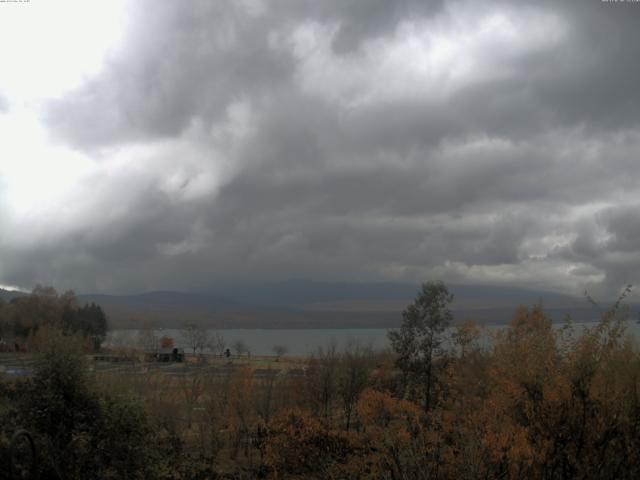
[78,291,259,329]
[212,280,584,309]
[3,282,628,329]
[0,288,25,302]
[79,291,242,312]
[78,281,626,329]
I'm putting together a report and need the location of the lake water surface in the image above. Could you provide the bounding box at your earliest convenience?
[108,321,640,357]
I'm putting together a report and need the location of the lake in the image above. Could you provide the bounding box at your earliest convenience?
[108,328,393,356]
[107,321,640,357]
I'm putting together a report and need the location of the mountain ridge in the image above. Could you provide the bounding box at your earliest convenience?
[2,282,627,329]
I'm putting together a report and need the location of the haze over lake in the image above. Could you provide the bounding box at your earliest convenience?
[108,321,640,357]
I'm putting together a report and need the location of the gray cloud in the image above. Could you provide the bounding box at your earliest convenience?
[2,0,640,297]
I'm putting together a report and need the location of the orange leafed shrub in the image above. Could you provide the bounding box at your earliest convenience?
[263,408,354,479]
[357,388,421,428]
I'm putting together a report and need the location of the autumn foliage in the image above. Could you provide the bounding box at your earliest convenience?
[257,300,640,479]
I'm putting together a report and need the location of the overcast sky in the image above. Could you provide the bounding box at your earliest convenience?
[1,0,639,296]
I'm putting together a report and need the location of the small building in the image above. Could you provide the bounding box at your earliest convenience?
[253,368,281,378]
[92,354,133,363]
[146,347,184,362]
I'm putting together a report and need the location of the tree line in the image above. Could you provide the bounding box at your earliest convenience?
[0,286,107,350]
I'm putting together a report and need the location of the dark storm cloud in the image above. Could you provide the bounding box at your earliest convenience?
[3,0,640,295]
[46,2,296,147]
[533,1,640,133]
[298,0,446,54]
